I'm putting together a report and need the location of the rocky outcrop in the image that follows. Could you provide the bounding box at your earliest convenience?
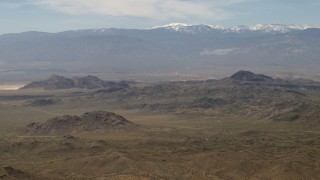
[0,166,31,179]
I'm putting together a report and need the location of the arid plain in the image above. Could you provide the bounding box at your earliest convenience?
[0,71,320,179]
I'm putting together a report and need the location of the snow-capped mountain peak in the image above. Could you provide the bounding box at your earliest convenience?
[151,23,225,33]
[151,23,188,31]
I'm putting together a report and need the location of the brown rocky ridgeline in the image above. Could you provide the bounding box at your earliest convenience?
[24,111,136,135]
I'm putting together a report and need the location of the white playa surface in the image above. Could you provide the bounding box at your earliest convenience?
[0,84,25,90]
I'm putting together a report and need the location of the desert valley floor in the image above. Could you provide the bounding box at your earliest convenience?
[0,71,320,179]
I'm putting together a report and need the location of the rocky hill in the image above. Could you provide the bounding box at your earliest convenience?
[73,75,109,89]
[24,111,135,134]
[229,70,274,82]
[21,75,129,90]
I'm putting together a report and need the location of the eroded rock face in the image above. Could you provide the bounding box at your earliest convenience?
[25,111,135,135]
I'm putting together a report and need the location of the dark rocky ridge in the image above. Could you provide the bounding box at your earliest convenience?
[24,111,135,134]
[28,99,58,106]
[230,70,274,82]
[21,75,130,90]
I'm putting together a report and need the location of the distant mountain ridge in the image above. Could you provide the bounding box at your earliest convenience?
[1,23,320,82]
[67,23,317,34]
[21,75,130,90]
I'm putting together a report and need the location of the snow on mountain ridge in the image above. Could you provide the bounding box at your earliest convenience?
[249,24,313,33]
[228,25,249,32]
[64,23,318,34]
[150,23,223,33]
[152,23,189,31]
[151,23,316,33]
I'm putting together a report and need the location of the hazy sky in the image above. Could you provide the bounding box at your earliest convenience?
[1,0,320,34]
